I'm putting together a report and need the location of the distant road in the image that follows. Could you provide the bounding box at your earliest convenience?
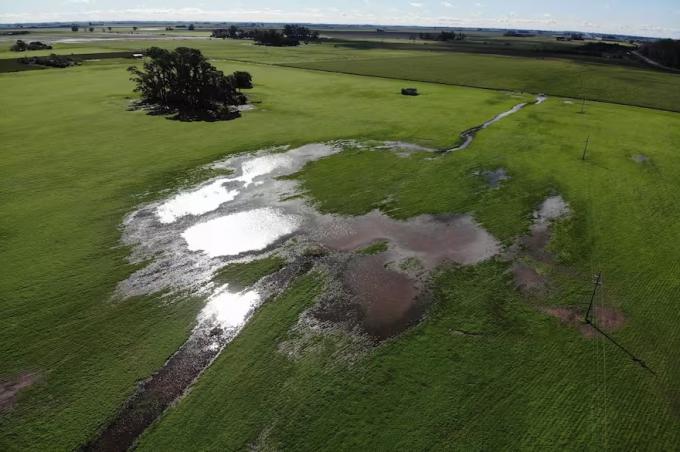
[632,51,680,73]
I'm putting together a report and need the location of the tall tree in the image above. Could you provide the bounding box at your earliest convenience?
[128,47,249,121]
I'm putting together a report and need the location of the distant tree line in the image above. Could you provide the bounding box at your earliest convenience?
[10,40,52,52]
[418,31,466,41]
[503,30,536,38]
[211,24,320,46]
[640,39,680,69]
[0,30,30,36]
[128,47,252,121]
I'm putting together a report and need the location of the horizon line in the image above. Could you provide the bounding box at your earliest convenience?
[0,20,669,40]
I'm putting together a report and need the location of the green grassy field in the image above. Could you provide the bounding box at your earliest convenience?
[0,54,526,450]
[291,52,680,112]
[4,35,677,112]
[1,36,680,450]
[136,82,680,451]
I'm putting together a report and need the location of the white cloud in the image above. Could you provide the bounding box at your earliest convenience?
[409,2,424,7]
[441,1,454,7]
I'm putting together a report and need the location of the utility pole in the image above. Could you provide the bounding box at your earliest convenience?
[580,96,586,114]
[581,136,590,161]
[584,272,602,323]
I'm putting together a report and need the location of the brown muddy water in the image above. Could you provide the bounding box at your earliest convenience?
[87,93,548,449]
[343,254,422,339]
[317,211,499,339]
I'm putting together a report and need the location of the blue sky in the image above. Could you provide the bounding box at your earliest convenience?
[2,1,679,38]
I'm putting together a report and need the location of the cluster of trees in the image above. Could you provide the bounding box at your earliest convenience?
[418,31,466,41]
[211,25,248,39]
[211,24,319,46]
[252,29,302,47]
[640,39,680,69]
[19,54,77,68]
[10,40,52,52]
[128,47,252,121]
[503,30,536,38]
[281,24,320,43]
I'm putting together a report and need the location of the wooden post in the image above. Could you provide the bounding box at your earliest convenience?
[585,272,602,323]
[581,136,590,161]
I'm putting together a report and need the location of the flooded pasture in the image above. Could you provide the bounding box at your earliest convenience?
[91,93,549,449]
[95,139,503,449]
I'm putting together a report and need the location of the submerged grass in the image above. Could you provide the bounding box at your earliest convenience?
[357,240,389,255]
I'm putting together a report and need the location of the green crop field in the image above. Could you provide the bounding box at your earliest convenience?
[291,52,680,112]
[1,33,680,451]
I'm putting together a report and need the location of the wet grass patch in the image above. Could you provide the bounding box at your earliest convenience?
[213,256,286,291]
[356,240,389,255]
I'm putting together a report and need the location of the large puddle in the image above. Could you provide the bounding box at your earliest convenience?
[118,142,500,338]
[94,141,502,449]
[89,93,548,449]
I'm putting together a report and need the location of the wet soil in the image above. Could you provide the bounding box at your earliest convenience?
[474,168,510,188]
[514,195,571,263]
[541,305,626,338]
[511,262,547,295]
[84,258,310,452]
[82,328,227,451]
[0,373,37,412]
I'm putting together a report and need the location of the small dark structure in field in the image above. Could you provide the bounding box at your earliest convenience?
[128,47,251,121]
[10,40,52,52]
[401,88,419,96]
